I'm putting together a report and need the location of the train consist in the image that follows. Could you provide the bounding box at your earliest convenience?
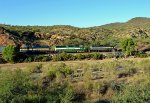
[20,45,116,53]
[0,45,116,54]
[55,45,115,53]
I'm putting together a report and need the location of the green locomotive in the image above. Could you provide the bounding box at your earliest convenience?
[55,46,86,53]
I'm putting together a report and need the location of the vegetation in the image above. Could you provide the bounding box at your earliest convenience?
[0,17,150,49]
[0,59,150,102]
[52,52,105,61]
[2,45,19,63]
[0,17,150,102]
[121,38,135,56]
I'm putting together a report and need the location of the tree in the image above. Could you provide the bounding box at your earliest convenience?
[121,38,135,56]
[2,45,19,63]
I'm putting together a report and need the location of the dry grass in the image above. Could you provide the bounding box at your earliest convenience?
[0,57,150,69]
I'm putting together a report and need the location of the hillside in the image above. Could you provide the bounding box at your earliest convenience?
[0,17,150,48]
[0,27,21,46]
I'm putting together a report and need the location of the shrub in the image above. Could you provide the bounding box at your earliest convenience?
[76,54,86,60]
[31,64,43,73]
[24,55,51,62]
[47,63,73,82]
[111,83,150,103]
[92,53,104,60]
[0,69,31,103]
[136,52,148,58]
[110,81,124,92]
[117,68,137,78]
[99,83,109,95]
[121,38,135,56]
[52,52,76,61]
[2,45,19,63]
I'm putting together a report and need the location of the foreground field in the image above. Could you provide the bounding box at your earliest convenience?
[0,58,150,103]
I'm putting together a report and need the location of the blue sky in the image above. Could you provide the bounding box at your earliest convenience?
[0,0,150,27]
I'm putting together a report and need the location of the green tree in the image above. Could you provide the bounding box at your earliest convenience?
[121,38,135,56]
[2,45,19,63]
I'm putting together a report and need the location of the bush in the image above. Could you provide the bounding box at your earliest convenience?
[121,38,135,56]
[111,83,150,103]
[76,54,86,60]
[92,53,104,60]
[117,68,137,78]
[2,45,19,63]
[24,55,51,62]
[31,64,43,73]
[135,52,148,58]
[34,55,51,62]
[47,63,73,82]
[0,69,31,103]
[52,52,76,61]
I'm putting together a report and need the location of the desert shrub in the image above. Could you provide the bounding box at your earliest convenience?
[45,83,74,103]
[83,69,93,91]
[117,68,137,78]
[84,54,93,59]
[105,53,115,58]
[136,51,148,58]
[31,64,43,73]
[2,45,19,63]
[24,55,51,62]
[0,69,31,103]
[76,54,86,60]
[138,60,150,74]
[121,38,135,56]
[92,53,104,60]
[45,70,56,83]
[111,83,150,103]
[110,81,125,92]
[60,86,74,103]
[52,52,76,61]
[99,82,109,95]
[47,63,73,82]
[24,56,34,62]
[52,54,62,61]
[33,55,51,62]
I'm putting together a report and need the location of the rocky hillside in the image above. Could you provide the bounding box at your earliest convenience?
[0,17,150,48]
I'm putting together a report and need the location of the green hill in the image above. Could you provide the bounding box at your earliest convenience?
[0,17,150,48]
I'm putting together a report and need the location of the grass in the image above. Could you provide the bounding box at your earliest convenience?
[0,58,150,102]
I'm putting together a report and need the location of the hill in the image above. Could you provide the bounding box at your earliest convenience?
[0,17,150,48]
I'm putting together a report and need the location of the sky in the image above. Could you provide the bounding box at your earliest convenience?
[0,0,150,27]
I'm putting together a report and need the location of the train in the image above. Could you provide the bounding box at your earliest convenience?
[0,45,116,54]
[19,45,116,53]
